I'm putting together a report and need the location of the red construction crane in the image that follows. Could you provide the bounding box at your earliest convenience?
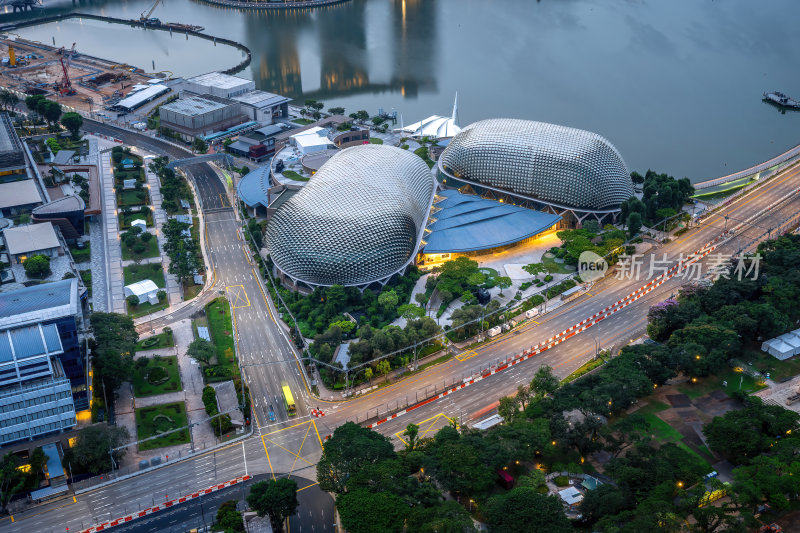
[54,42,76,96]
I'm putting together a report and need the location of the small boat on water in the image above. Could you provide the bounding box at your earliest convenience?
[763,91,800,109]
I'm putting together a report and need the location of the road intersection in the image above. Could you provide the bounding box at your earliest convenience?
[3,121,797,533]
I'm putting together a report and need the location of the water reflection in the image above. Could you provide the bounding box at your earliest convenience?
[390,0,436,99]
[242,0,437,100]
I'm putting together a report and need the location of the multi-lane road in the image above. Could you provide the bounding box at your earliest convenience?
[2,120,797,533]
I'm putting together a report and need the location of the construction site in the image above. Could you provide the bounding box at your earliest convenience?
[0,36,162,115]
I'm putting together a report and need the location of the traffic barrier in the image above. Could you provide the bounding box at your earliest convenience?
[365,236,728,430]
[79,475,252,533]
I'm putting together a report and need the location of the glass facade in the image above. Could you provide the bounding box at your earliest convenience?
[266,145,436,287]
[438,119,634,212]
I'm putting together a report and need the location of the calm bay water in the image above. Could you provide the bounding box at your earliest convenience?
[4,0,800,181]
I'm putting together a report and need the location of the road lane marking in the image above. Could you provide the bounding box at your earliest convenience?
[296,481,320,492]
[260,436,276,481]
[394,413,453,444]
[455,350,477,362]
[288,422,314,474]
[226,284,251,309]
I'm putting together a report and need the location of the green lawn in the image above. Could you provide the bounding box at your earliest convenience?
[136,330,175,351]
[562,358,605,384]
[747,348,800,381]
[184,283,202,301]
[69,242,91,263]
[123,263,166,288]
[127,300,169,318]
[292,118,314,125]
[121,237,160,261]
[206,297,235,364]
[369,138,384,144]
[677,367,766,399]
[132,356,181,397]
[641,413,685,442]
[117,189,149,207]
[676,441,713,472]
[114,167,145,184]
[135,402,190,451]
[119,211,153,229]
[635,400,670,416]
[282,170,309,182]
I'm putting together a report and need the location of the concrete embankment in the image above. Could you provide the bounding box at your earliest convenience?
[196,0,349,9]
[0,13,252,75]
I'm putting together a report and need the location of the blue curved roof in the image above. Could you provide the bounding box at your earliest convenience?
[423,190,561,254]
[236,165,271,208]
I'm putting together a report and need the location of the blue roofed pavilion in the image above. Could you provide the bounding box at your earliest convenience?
[422,190,561,254]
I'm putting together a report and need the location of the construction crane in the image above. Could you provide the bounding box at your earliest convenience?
[53,42,76,96]
[140,0,161,25]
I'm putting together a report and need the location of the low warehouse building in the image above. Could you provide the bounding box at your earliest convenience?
[3,221,62,263]
[159,94,247,140]
[186,71,255,99]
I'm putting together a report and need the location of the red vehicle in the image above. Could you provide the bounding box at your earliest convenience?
[497,469,515,490]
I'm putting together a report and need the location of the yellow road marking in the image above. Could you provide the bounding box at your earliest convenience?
[226,284,251,309]
[242,246,252,265]
[455,350,477,362]
[395,413,453,444]
[296,481,320,492]
[288,422,313,474]
[261,436,276,481]
[252,268,276,323]
[312,420,323,448]
[265,419,318,435]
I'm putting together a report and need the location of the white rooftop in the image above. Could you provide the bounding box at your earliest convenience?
[291,127,333,153]
[161,95,230,117]
[232,90,290,109]
[187,72,253,90]
[115,84,170,112]
[4,222,60,256]
[124,279,159,297]
[0,180,42,209]
[396,94,461,139]
[397,115,461,139]
[558,486,583,505]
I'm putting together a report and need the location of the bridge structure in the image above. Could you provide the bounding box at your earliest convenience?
[694,142,800,191]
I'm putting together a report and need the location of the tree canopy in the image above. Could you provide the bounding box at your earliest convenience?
[247,478,298,533]
[316,422,395,494]
[485,487,572,533]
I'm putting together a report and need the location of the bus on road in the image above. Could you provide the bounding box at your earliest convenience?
[281,381,296,416]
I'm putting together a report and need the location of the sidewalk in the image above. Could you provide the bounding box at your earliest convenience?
[98,144,126,313]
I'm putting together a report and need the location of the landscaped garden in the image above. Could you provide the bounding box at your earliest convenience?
[121,233,159,261]
[203,297,237,382]
[119,210,153,229]
[124,264,168,317]
[116,188,149,207]
[132,355,181,397]
[135,402,190,451]
[135,329,175,351]
[123,263,166,287]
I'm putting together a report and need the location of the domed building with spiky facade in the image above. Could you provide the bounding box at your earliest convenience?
[437,118,634,224]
